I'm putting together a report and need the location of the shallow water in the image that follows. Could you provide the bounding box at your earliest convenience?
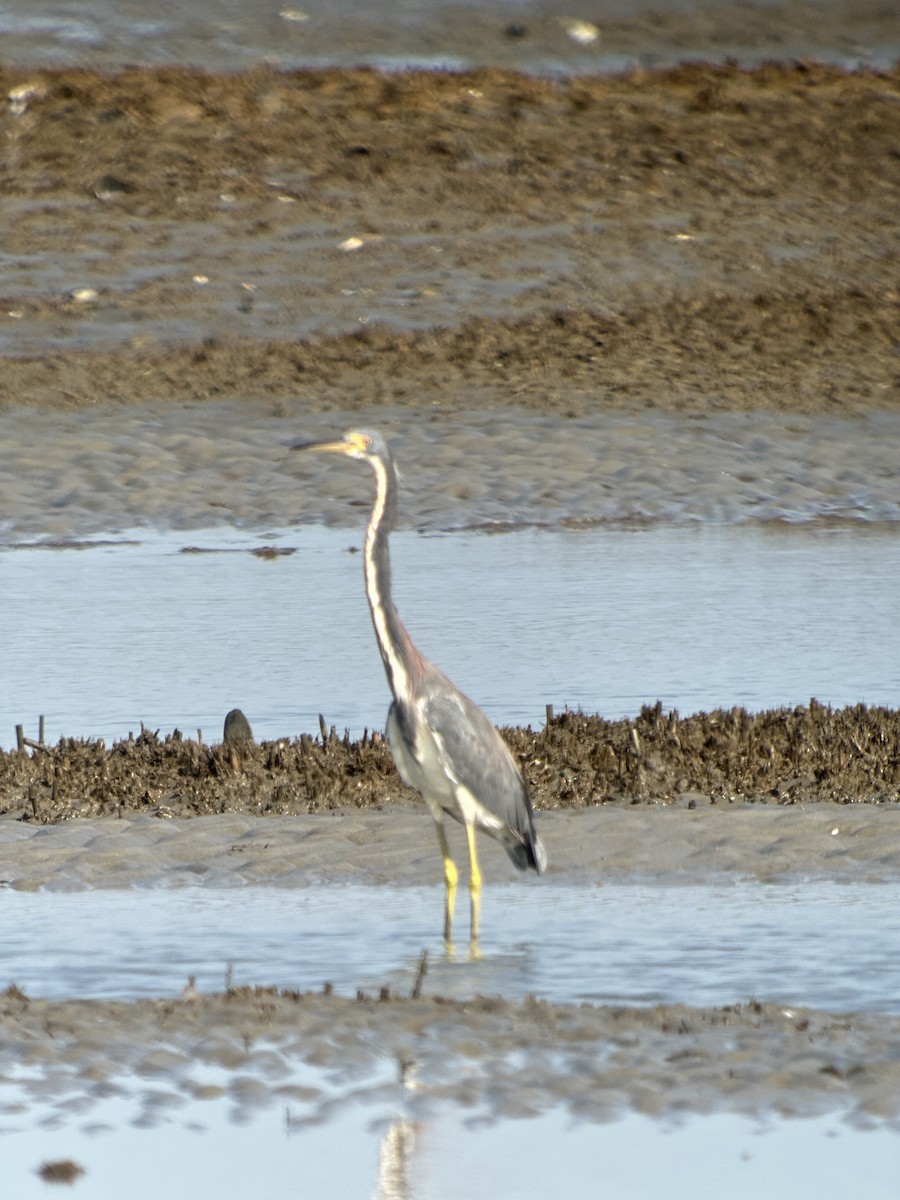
[5,1101,900,1200]
[2,524,898,750]
[0,204,584,356]
[4,880,900,1013]
[4,878,900,1198]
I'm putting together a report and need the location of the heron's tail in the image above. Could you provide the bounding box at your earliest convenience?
[506,830,547,875]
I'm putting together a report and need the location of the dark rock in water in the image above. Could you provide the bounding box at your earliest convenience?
[37,1160,85,1185]
[224,709,254,746]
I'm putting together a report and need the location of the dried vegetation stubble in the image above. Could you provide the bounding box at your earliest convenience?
[2,702,898,822]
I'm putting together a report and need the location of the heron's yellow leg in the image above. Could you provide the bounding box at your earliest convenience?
[435,823,458,944]
[466,824,483,946]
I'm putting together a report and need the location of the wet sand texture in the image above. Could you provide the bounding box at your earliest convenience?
[0,63,897,421]
[3,985,900,1125]
[3,805,900,892]
[3,0,898,77]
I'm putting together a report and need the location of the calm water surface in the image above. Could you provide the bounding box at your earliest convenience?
[3,880,900,1199]
[5,1103,898,1200]
[3,880,900,1012]
[2,523,898,749]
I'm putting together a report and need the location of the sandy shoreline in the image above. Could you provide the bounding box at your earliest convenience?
[1,60,897,543]
[3,402,900,540]
[3,805,900,892]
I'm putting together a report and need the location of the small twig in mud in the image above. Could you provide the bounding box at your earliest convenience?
[411,949,428,999]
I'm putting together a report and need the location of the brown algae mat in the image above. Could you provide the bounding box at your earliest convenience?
[3,703,898,824]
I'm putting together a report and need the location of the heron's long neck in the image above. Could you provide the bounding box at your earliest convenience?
[364,455,418,702]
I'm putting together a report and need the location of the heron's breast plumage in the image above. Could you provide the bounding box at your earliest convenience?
[387,690,531,841]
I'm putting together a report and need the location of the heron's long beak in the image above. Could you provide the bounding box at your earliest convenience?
[290,436,352,455]
[290,432,366,457]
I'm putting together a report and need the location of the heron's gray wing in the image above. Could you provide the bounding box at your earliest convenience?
[421,689,534,836]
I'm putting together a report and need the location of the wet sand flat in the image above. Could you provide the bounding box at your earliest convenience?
[0,62,897,426]
[3,985,900,1128]
[1,59,897,542]
[3,806,900,892]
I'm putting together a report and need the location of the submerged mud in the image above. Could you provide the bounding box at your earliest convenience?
[2,984,899,1125]
[2,702,898,824]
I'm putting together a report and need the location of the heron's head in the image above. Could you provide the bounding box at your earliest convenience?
[291,428,389,463]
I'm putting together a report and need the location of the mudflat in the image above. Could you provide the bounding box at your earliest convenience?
[0,61,897,422]
[2,54,899,1136]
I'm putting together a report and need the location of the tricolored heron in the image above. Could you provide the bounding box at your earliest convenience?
[294,429,546,944]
